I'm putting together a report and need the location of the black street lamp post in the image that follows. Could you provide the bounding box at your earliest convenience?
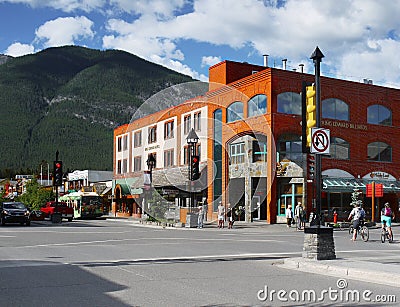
[143,153,156,219]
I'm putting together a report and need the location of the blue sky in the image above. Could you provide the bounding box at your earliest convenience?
[2,0,400,87]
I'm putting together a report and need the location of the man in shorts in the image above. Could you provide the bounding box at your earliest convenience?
[348,204,365,241]
[381,202,394,240]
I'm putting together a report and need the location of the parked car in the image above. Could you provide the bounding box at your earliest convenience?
[1,202,31,226]
[40,201,73,222]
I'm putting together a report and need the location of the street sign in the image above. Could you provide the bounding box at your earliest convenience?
[366,183,383,197]
[310,128,330,154]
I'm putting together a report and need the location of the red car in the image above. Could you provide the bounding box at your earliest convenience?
[40,201,73,222]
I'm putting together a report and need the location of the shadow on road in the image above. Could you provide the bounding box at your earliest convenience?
[0,260,129,307]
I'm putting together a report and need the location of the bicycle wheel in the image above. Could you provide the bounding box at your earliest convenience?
[381,229,386,243]
[348,225,354,237]
[361,226,369,242]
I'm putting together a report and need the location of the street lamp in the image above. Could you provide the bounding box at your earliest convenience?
[143,153,156,219]
[186,128,199,211]
[146,153,156,182]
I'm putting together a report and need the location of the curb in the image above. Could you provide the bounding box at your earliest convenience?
[280,257,400,288]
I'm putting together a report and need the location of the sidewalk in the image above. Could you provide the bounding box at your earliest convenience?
[279,257,400,288]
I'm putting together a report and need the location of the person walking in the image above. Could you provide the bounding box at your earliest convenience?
[295,202,303,230]
[286,205,293,228]
[197,204,204,229]
[227,205,234,229]
[301,205,307,229]
[217,201,225,228]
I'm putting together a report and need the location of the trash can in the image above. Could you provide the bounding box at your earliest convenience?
[185,213,198,228]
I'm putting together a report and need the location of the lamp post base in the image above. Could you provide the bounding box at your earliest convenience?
[302,226,336,260]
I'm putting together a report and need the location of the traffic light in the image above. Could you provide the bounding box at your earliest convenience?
[306,85,316,147]
[190,155,200,180]
[53,161,63,186]
[308,154,315,180]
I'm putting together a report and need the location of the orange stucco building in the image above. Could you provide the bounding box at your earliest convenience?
[113,58,400,224]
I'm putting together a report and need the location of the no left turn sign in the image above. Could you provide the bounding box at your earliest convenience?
[311,128,330,154]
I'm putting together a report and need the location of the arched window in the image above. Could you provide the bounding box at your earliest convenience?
[277,92,301,115]
[248,94,267,117]
[227,101,244,123]
[277,134,302,161]
[322,98,349,121]
[330,137,350,159]
[367,105,392,125]
[368,142,392,162]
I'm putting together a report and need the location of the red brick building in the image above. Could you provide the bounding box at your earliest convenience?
[113,59,400,224]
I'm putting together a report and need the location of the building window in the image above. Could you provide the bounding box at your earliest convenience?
[194,112,201,131]
[213,109,223,209]
[230,142,245,164]
[248,94,267,117]
[123,135,128,151]
[148,126,157,144]
[134,131,142,148]
[278,134,302,161]
[134,156,141,172]
[227,101,244,123]
[164,149,174,167]
[368,142,392,162]
[277,92,301,115]
[117,137,122,152]
[117,160,122,174]
[253,141,267,162]
[183,146,190,165]
[184,114,191,134]
[196,144,201,158]
[322,98,349,121]
[164,121,174,139]
[367,104,392,126]
[330,137,350,159]
[122,159,128,173]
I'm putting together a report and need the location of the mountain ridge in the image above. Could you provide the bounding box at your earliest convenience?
[0,46,204,177]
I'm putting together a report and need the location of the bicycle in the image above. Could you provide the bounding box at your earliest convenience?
[348,220,369,242]
[381,220,394,243]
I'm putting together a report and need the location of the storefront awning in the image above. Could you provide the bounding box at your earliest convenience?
[323,178,400,192]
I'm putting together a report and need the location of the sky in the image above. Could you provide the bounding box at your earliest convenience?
[1,0,400,88]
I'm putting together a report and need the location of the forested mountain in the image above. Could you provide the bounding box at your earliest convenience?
[0,46,204,177]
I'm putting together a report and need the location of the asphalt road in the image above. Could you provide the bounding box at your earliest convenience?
[0,219,399,306]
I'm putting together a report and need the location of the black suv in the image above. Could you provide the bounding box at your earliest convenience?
[1,202,31,226]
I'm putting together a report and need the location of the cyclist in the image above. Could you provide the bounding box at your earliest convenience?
[381,202,394,241]
[348,203,365,241]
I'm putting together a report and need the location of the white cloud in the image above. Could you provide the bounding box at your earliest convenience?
[4,42,35,57]
[101,0,400,87]
[4,0,400,86]
[35,16,95,48]
[201,56,221,68]
[110,0,186,18]
[2,0,106,13]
